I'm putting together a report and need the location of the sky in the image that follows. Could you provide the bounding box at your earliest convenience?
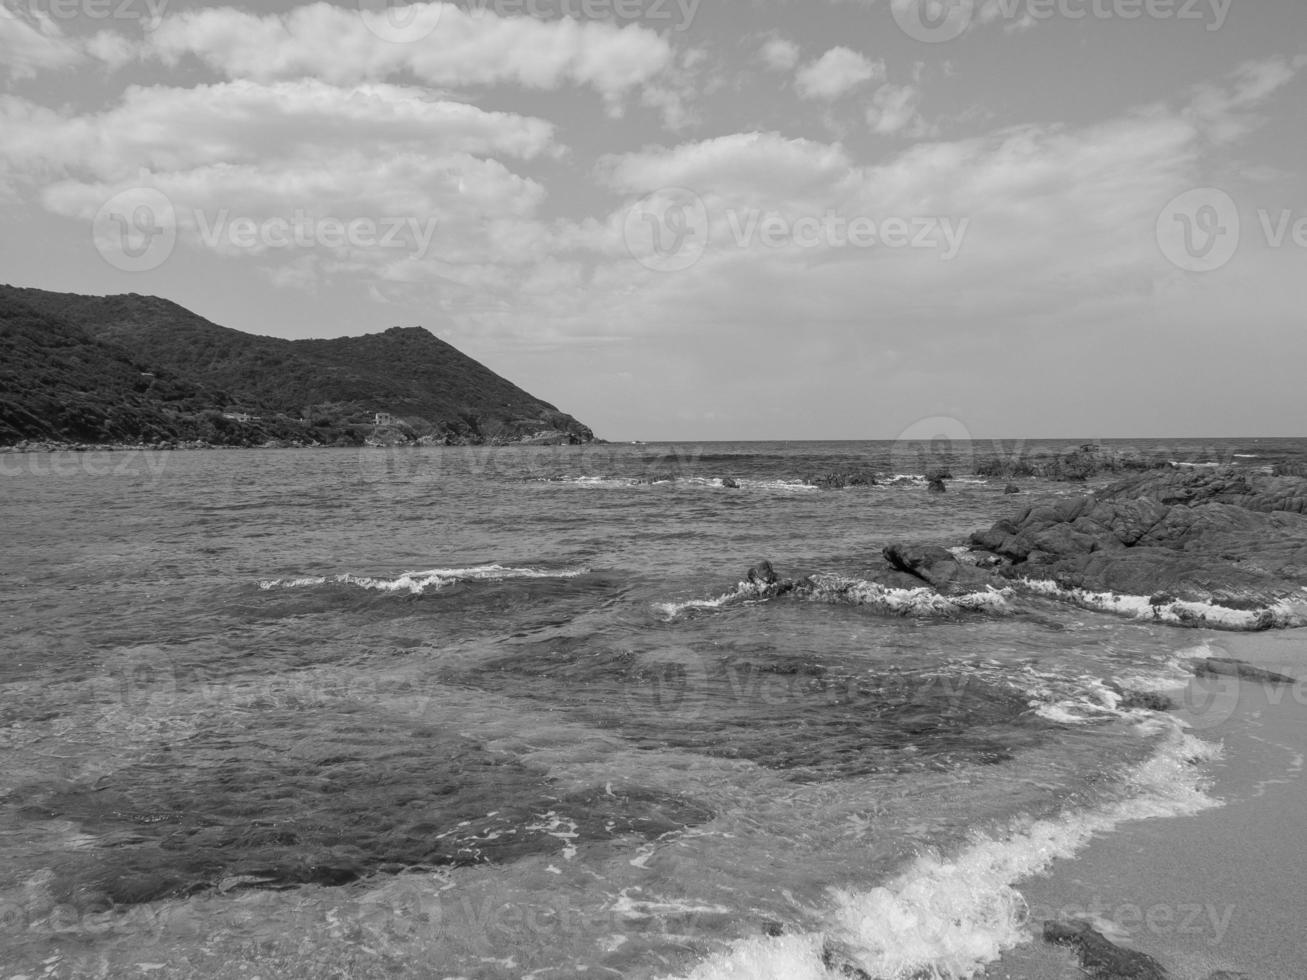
[1,0,1305,441]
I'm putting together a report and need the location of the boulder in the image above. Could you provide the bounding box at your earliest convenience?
[882,544,997,596]
[1043,919,1168,980]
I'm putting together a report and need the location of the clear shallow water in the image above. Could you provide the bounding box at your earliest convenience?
[0,439,1301,979]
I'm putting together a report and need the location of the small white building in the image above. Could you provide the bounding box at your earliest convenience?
[374,412,396,426]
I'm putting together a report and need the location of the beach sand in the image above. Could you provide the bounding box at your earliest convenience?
[987,629,1307,980]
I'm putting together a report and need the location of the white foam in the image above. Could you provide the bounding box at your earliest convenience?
[654,577,1011,621]
[1018,578,1307,631]
[259,564,589,594]
[653,580,770,619]
[1114,640,1220,697]
[663,723,1220,980]
[809,575,1012,617]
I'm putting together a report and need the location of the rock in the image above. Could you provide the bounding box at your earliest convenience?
[721,477,740,489]
[1116,690,1174,712]
[1005,484,1022,494]
[1043,919,1168,980]
[1193,658,1295,685]
[761,919,784,937]
[821,939,873,980]
[967,468,1307,621]
[976,444,1169,482]
[927,477,947,493]
[882,544,997,596]
[805,471,876,489]
[747,560,780,586]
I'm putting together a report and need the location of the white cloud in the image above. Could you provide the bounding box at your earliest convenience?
[0,9,85,78]
[795,46,884,100]
[866,83,927,135]
[145,3,676,108]
[759,36,800,72]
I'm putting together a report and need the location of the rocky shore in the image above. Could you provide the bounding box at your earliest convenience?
[738,467,1307,631]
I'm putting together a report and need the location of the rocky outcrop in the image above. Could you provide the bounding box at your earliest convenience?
[1043,919,1168,980]
[968,468,1307,620]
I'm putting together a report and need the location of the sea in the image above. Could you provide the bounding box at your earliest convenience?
[1,437,1303,980]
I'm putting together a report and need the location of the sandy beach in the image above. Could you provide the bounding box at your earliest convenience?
[988,629,1307,980]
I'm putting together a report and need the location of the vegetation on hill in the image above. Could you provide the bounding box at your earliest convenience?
[0,286,596,448]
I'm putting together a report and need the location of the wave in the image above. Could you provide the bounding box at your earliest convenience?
[661,721,1219,980]
[259,564,590,595]
[540,476,819,493]
[654,575,1011,620]
[1017,578,1307,631]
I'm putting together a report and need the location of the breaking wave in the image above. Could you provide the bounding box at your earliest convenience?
[259,564,591,595]
[662,721,1219,980]
[1017,578,1307,631]
[654,574,1011,620]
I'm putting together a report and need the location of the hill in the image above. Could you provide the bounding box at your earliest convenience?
[0,286,595,448]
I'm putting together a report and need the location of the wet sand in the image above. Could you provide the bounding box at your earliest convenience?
[988,629,1307,980]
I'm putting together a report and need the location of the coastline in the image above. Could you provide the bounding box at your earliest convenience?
[986,629,1307,980]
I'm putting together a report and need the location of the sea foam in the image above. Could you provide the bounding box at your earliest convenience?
[662,721,1219,980]
[259,564,589,594]
[1018,578,1307,631]
[654,575,1010,621]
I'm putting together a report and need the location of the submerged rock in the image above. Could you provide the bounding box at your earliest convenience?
[1043,919,1169,980]
[721,477,740,489]
[1193,657,1296,685]
[1115,689,1175,712]
[1005,484,1022,495]
[821,939,873,979]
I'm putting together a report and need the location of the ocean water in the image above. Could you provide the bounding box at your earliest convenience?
[0,438,1301,980]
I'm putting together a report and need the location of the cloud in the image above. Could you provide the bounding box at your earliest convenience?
[758,35,800,72]
[144,2,676,108]
[866,83,930,136]
[1,78,564,286]
[0,9,86,78]
[1186,56,1304,144]
[795,46,884,100]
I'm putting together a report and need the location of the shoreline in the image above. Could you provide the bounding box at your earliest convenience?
[986,629,1307,980]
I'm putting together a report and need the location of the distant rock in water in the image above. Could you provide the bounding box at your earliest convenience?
[1005,484,1022,495]
[804,471,877,489]
[976,443,1170,482]
[0,285,596,448]
[967,468,1307,626]
[1043,919,1169,980]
